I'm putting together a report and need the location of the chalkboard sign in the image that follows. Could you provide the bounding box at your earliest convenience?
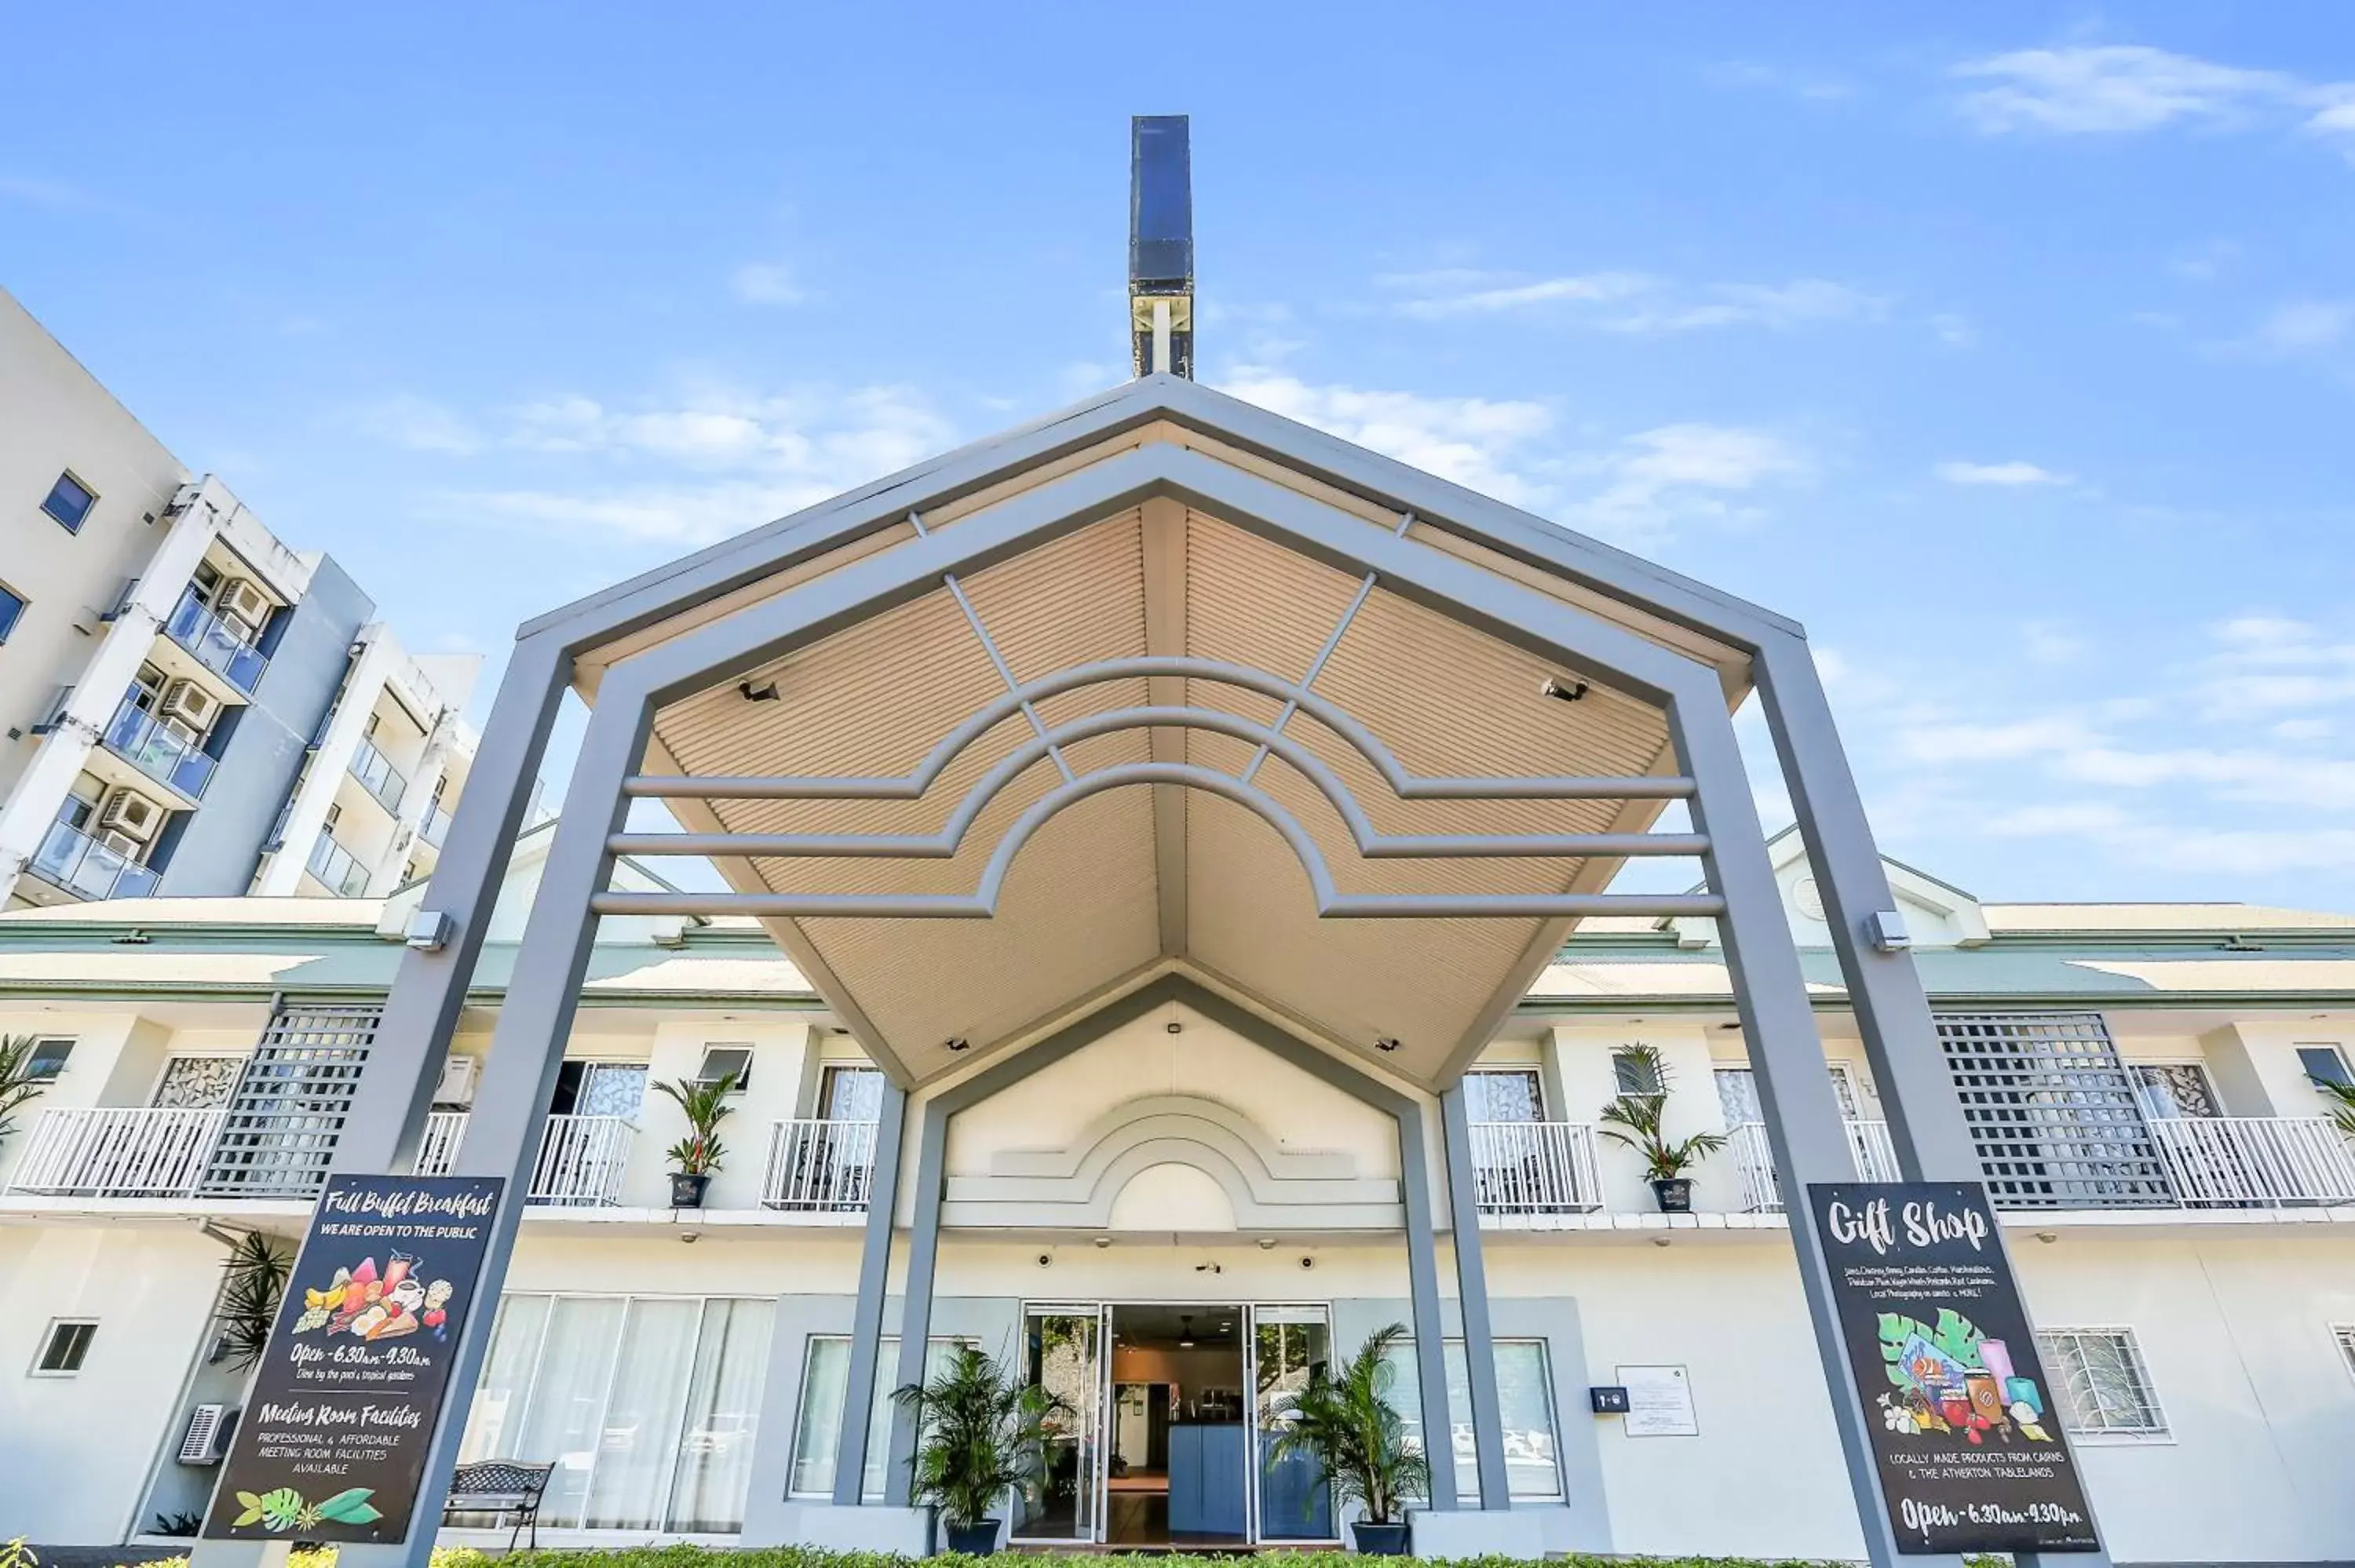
[1808,1181,2101,1555]
[203,1174,504,1542]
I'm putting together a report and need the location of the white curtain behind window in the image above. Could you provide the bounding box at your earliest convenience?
[671,1297,775,1531]
[583,1299,702,1527]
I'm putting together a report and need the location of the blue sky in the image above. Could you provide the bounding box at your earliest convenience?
[5,5,2353,908]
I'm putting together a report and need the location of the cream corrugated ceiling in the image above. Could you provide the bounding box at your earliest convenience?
[635,432,1718,1088]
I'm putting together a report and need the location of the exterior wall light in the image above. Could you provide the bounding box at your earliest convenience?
[405,910,453,951]
[1866,910,1912,953]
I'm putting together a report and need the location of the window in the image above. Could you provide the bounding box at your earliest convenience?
[33,1319,97,1375]
[461,1293,773,1532]
[1611,1049,1662,1096]
[818,1063,885,1121]
[789,1335,968,1500]
[24,1038,74,1082]
[2335,1325,2355,1384]
[1463,1067,1543,1122]
[42,472,96,533]
[2298,1045,2353,1089]
[1380,1337,1564,1503]
[2133,1063,2221,1121]
[1714,1063,1862,1125]
[0,581,25,644]
[2038,1329,2167,1439]
[550,1060,649,1118]
[699,1045,754,1092]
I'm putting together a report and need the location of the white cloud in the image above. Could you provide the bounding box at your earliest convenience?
[398,382,955,547]
[730,262,807,305]
[1215,368,1806,541]
[1953,44,2355,150]
[359,395,486,454]
[2250,298,2355,355]
[1377,270,1887,333]
[1935,459,2071,486]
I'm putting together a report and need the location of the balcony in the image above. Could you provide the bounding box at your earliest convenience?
[7,1107,227,1197]
[2150,1117,2355,1208]
[27,820,160,902]
[163,587,268,695]
[103,698,214,799]
[418,799,453,849]
[764,1118,880,1211]
[349,736,409,815]
[412,1111,635,1205]
[1466,1121,1605,1218]
[307,830,371,896]
[1729,1119,1902,1212]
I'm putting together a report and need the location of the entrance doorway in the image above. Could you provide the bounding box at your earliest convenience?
[1016,1302,1337,1548]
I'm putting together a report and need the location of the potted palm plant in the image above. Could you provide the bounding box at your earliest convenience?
[893,1343,1064,1556]
[1268,1322,1429,1555]
[1598,1043,1726,1213]
[654,1076,732,1208]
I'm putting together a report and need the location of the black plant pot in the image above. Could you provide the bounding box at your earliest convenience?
[1351,1520,1411,1555]
[943,1518,1001,1555]
[1651,1176,1693,1213]
[670,1172,711,1209]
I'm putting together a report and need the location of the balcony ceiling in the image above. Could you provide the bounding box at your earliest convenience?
[575,385,1762,1090]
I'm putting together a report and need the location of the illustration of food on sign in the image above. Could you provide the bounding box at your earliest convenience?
[290,1249,456,1340]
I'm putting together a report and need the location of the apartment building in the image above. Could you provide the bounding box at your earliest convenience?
[0,286,477,910]
[0,841,2348,1561]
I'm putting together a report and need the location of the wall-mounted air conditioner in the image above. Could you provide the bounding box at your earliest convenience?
[434,1054,477,1107]
[216,579,272,636]
[99,788,166,843]
[177,1402,238,1465]
[159,680,223,731]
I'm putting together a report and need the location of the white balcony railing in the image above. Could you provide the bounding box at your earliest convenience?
[2150,1116,2355,1208]
[764,1118,879,1211]
[1466,1121,1605,1216]
[6,1107,227,1197]
[414,1111,468,1176]
[1729,1118,1901,1212]
[527,1114,634,1205]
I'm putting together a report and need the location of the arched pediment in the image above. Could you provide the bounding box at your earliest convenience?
[941,1092,1401,1231]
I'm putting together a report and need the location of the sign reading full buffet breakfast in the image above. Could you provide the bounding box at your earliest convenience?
[203,1175,503,1542]
[1809,1181,2101,1555]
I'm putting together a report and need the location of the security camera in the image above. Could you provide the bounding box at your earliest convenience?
[1298,1255,1316,1271]
[1036,1252,1053,1268]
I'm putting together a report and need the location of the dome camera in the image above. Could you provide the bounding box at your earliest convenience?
[1036,1252,1053,1268]
[1298,1254,1316,1271]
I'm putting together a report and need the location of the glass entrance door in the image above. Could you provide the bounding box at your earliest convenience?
[1248,1304,1336,1542]
[1015,1305,1103,1542]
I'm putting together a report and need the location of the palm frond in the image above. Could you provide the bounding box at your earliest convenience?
[1267,1322,1429,1525]
[215,1231,292,1371]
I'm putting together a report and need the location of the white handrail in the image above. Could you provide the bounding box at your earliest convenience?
[1466,1121,1605,1215]
[764,1118,880,1211]
[529,1114,635,1205]
[414,1111,468,1176]
[2150,1116,2355,1207]
[1729,1118,1901,1212]
[5,1107,228,1197]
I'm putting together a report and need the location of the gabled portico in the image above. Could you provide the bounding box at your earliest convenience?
[240,348,2098,1568]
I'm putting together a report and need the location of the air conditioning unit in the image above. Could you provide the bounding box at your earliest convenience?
[98,829,144,859]
[159,680,223,731]
[434,1053,477,1107]
[177,1402,238,1465]
[216,579,272,636]
[99,788,167,843]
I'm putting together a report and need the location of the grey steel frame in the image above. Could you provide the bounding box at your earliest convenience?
[236,376,2103,1568]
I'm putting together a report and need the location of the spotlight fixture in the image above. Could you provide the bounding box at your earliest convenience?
[1375,1036,1400,1053]
[2036,1231,2058,1245]
[681,1231,701,1245]
[1540,676,1590,704]
[738,680,780,702]
[1256,1238,1276,1251]
[1651,1235,1671,1248]
[944,1037,969,1052]
[1094,1235,1113,1249]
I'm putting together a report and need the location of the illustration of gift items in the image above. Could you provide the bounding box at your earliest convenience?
[1874,1307,2053,1445]
[294,1250,457,1340]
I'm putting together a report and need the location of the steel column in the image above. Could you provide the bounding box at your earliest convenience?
[1665,675,1963,1568]
[832,1082,909,1505]
[882,1097,950,1506]
[1439,1082,1510,1510]
[328,633,570,1173]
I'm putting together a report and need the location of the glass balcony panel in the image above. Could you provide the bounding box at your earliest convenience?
[306,830,371,896]
[348,736,409,815]
[103,698,216,798]
[29,820,161,901]
[163,587,268,695]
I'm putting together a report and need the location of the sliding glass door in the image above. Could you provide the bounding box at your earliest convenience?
[1248,1304,1336,1542]
[1016,1304,1104,1542]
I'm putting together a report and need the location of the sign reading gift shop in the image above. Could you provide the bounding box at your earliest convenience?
[1808,1181,2101,1555]
[203,1174,504,1542]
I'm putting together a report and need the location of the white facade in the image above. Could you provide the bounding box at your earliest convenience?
[0,284,479,910]
[0,849,2350,1560]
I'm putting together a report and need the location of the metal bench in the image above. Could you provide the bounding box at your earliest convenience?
[442,1459,554,1549]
